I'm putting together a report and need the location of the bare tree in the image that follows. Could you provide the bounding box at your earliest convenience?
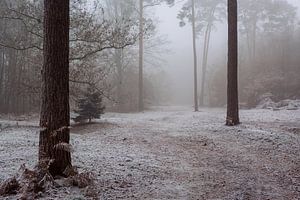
[0,0,141,114]
[226,0,239,126]
[39,0,72,176]
[178,0,225,107]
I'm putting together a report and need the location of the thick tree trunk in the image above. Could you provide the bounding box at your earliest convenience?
[191,0,199,112]
[39,0,71,176]
[226,0,240,126]
[138,0,144,112]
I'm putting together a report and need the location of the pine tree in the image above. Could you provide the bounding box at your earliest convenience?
[73,87,105,123]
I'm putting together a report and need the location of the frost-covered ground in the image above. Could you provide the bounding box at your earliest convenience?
[1,107,300,199]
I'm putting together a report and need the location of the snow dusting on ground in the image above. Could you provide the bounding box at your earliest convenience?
[1,107,300,199]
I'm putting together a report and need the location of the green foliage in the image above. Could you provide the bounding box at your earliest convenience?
[73,87,105,123]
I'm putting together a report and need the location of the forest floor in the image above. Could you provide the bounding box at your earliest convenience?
[0,107,300,200]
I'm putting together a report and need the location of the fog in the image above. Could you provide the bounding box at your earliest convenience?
[0,0,300,113]
[1,1,300,199]
[155,1,228,104]
[154,0,300,105]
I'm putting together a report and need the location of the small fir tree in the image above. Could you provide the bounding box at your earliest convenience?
[73,87,105,123]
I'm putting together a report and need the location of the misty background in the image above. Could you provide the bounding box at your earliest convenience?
[155,0,300,105]
[0,0,300,114]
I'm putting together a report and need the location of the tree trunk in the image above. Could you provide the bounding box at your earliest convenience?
[191,0,199,112]
[113,2,124,112]
[16,54,23,114]
[138,0,144,112]
[199,7,215,107]
[199,23,212,106]
[3,55,8,114]
[39,0,71,176]
[252,18,257,62]
[0,49,4,112]
[226,0,239,126]
[6,49,15,113]
[115,49,123,112]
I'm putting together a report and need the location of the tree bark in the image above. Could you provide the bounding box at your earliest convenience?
[191,0,199,112]
[226,0,240,126]
[138,0,144,112]
[39,0,71,176]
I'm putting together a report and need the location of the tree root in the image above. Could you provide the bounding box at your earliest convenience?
[0,163,98,199]
[0,177,19,195]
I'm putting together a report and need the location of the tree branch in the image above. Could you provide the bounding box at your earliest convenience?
[0,42,43,51]
[69,79,117,103]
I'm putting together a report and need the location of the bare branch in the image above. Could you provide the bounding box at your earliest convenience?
[6,6,42,23]
[0,42,43,51]
[70,79,117,103]
[70,42,136,61]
